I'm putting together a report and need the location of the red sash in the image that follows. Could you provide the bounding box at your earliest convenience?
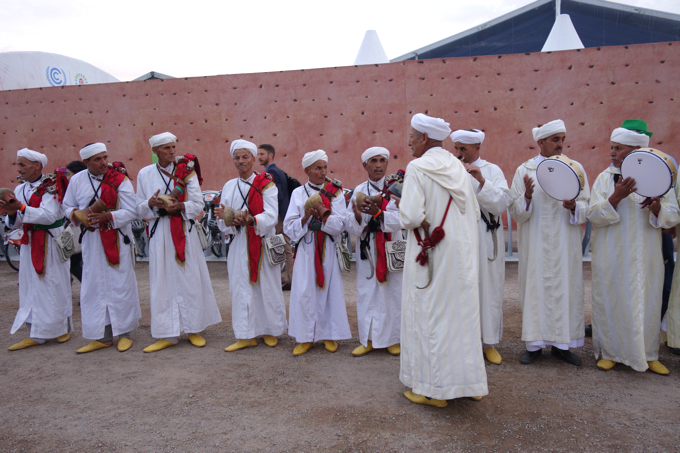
[374,197,392,284]
[98,167,127,267]
[20,172,69,275]
[313,180,342,289]
[245,173,275,283]
[168,154,201,264]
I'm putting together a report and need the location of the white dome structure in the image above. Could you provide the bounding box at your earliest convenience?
[0,51,119,91]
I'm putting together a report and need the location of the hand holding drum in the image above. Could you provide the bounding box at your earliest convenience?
[220,205,247,226]
[0,188,21,214]
[355,191,382,216]
[73,198,107,228]
[304,194,330,220]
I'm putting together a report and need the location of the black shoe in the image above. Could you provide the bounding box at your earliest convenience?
[666,342,680,355]
[585,324,592,337]
[551,346,582,366]
[281,282,291,291]
[520,349,542,364]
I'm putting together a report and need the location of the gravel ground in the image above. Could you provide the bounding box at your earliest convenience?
[1,260,680,452]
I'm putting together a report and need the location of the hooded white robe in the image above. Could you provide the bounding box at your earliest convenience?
[345,178,403,349]
[587,167,680,371]
[217,174,287,339]
[7,177,72,339]
[284,181,351,343]
[399,147,488,400]
[63,170,141,340]
[508,155,589,348]
[665,182,680,349]
[469,158,512,346]
[136,162,221,338]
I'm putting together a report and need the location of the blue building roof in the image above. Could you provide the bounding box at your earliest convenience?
[391,0,680,61]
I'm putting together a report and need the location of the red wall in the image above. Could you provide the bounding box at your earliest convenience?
[1,42,678,197]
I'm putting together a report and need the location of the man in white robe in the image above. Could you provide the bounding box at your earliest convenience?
[136,132,222,352]
[283,150,351,355]
[2,148,72,350]
[508,119,589,366]
[452,129,512,365]
[345,147,403,357]
[63,143,141,353]
[587,120,680,375]
[216,139,287,351]
[400,113,487,408]
[665,180,680,354]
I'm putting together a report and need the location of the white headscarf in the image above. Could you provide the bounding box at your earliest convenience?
[149,132,177,148]
[302,150,328,169]
[361,147,390,163]
[80,143,107,160]
[532,119,566,141]
[17,148,47,167]
[450,129,485,145]
[411,113,451,141]
[610,127,650,148]
[229,139,257,157]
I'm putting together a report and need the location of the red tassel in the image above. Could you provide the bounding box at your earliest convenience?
[429,227,445,246]
[416,251,428,266]
[54,170,69,202]
[184,153,203,186]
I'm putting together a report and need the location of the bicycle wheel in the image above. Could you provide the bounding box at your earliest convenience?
[210,233,223,257]
[5,243,20,271]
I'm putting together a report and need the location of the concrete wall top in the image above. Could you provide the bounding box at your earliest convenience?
[1,41,678,195]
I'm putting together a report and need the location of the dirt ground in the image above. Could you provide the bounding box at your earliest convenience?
[1,260,680,453]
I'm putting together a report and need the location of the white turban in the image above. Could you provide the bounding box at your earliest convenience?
[80,143,107,160]
[229,139,257,157]
[532,119,566,141]
[361,147,390,163]
[302,150,328,169]
[17,148,47,167]
[411,113,451,141]
[149,132,177,148]
[610,127,650,148]
[450,129,485,145]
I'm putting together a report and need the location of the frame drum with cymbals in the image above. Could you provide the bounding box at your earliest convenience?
[620,148,677,198]
[536,155,586,201]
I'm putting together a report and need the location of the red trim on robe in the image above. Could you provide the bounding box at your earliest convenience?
[313,181,342,289]
[98,167,127,267]
[245,173,274,283]
[168,155,201,264]
[374,197,392,284]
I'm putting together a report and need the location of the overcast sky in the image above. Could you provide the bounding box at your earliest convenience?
[1,0,679,81]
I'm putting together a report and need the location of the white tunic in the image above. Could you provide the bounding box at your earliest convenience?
[217,174,287,339]
[63,170,141,340]
[508,155,589,346]
[6,177,72,339]
[136,162,221,338]
[469,158,512,346]
[665,182,680,349]
[399,147,488,400]
[345,178,403,349]
[587,167,680,371]
[283,181,351,343]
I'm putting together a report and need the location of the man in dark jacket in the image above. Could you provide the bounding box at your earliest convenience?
[258,144,294,289]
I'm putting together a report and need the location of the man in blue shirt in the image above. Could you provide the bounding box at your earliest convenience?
[258,144,294,289]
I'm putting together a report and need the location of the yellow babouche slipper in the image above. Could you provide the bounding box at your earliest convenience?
[76,341,111,354]
[597,359,616,371]
[143,340,177,353]
[187,334,206,348]
[352,341,373,357]
[117,338,133,352]
[56,333,71,343]
[470,396,483,401]
[647,360,669,375]
[483,347,502,365]
[387,343,401,356]
[293,342,313,356]
[404,391,447,408]
[324,340,339,352]
[8,338,42,351]
[225,339,258,352]
[262,335,278,347]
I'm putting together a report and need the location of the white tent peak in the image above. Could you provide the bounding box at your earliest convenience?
[541,14,585,52]
[354,30,389,65]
